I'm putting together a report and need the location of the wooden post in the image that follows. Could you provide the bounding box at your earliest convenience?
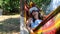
[20,0,24,34]
[20,0,29,34]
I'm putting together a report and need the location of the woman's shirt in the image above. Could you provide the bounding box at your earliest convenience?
[30,18,42,29]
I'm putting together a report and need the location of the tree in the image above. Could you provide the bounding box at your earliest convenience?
[27,0,51,14]
[0,0,3,8]
[0,0,20,14]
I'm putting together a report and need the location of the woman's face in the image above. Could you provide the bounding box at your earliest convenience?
[32,11,38,16]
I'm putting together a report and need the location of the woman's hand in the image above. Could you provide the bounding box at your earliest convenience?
[30,29,35,34]
[26,18,35,34]
[26,26,35,34]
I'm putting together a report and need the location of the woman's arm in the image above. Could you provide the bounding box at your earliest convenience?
[26,18,34,33]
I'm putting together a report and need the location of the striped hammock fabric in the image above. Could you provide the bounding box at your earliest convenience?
[37,13,60,34]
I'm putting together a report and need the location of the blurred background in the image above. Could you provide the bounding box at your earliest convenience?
[0,0,20,34]
[0,0,20,15]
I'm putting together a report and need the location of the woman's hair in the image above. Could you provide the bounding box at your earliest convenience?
[31,10,43,22]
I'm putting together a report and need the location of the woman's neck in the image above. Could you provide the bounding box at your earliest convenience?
[34,15,39,20]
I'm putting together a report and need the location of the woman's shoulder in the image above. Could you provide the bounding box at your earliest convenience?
[35,19,42,23]
[36,19,42,21]
[28,18,32,20]
[27,18,32,23]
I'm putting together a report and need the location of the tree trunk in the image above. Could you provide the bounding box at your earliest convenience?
[20,0,29,34]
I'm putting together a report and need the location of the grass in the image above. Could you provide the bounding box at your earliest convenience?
[0,15,20,34]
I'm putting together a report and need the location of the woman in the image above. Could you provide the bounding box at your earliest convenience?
[26,7,43,34]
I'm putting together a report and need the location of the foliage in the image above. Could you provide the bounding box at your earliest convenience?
[0,0,51,14]
[33,0,51,7]
[27,0,51,8]
[27,0,51,14]
[0,0,20,14]
[0,0,3,8]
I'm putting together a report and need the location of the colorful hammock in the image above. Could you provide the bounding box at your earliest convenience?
[37,13,60,34]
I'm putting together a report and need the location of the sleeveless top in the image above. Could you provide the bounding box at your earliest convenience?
[30,18,42,28]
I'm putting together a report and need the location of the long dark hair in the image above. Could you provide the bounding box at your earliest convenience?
[31,11,43,22]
